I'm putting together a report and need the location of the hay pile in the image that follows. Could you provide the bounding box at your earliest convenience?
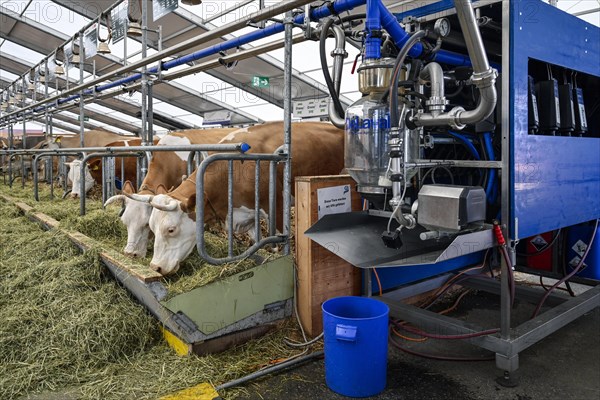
[5,184,269,291]
[0,184,312,399]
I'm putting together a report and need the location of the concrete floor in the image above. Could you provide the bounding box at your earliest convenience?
[239,282,600,400]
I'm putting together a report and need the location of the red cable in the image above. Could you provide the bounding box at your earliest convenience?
[389,335,494,362]
[392,319,499,340]
[532,219,599,318]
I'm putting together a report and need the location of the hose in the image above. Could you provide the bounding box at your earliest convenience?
[482,131,496,203]
[389,335,494,361]
[392,319,499,340]
[517,229,561,257]
[215,350,324,391]
[531,219,599,318]
[389,30,427,128]
[493,221,515,307]
[446,130,480,160]
[320,18,345,119]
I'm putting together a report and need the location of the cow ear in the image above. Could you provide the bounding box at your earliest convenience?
[53,136,62,144]
[181,193,196,214]
[122,180,136,194]
[156,184,168,195]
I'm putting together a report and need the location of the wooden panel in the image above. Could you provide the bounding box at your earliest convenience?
[295,175,362,337]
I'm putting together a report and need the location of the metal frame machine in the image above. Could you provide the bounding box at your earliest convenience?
[306,0,600,381]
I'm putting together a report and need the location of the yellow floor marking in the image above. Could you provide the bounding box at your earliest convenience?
[161,326,190,357]
[159,382,219,400]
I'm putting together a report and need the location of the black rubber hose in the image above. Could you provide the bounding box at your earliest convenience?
[390,31,427,128]
[320,18,345,119]
[338,13,366,25]
[215,350,324,391]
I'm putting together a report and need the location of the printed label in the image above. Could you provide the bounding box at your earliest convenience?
[579,104,588,129]
[530,235,548,252]
[531,94,539,122]
[572,239,587,258]
[317,185,352,220]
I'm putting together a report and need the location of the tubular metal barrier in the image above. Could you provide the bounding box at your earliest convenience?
[196,152,288,265]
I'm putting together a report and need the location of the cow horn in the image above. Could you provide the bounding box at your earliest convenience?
[123,192,153,203]
[150,198,179,212]
[104,194,126,207]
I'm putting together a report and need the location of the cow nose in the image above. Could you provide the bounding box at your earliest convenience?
[150,263,162,274]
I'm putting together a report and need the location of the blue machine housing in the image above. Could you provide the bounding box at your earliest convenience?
[510,1,600,240]
[367,0,599,291]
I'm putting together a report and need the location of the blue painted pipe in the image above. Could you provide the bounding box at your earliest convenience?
[447,130,480,160]
[365,0,382,59]
[33,0,480,116]
[482,132,497,203]
[61,0,370,104]
[378,1,423,58]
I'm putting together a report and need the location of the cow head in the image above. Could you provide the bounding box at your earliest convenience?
[66,159,95,198]
[148,193,197,275]
[33,135,62,150]
[104,181,163,259]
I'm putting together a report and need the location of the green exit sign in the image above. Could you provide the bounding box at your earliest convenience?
[251,76,270,88]
[78,116,90,121]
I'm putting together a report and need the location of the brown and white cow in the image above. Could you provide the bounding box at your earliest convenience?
[68,138,159,198]
[146,121,344,275]
[104,128,236,258]
[31,130,132,193]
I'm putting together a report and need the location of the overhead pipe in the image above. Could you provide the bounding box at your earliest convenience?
[411,0,498,129]
[0,0,318,120]
[2,0,483,124]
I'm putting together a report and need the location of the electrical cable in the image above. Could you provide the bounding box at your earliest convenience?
[284,332,324,348]
[538,276,571,294]
[389,30,427,128]
[438,289,472,315]
[531,219,599,318]
[283,257,322,349]
[517,229,561,257]
[392,326,429,342]
[560,227,577,297]
[422,273,490,310]
[493,221,516,307]
[419,249,490,309]
[373,268,383,296]
[320,18,345,118]
[389,334,495,361]
[392,319,500,340]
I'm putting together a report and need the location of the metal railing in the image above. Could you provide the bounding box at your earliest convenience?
[196,152,288,264]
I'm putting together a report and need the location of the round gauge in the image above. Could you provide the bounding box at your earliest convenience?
[434,18,451,37]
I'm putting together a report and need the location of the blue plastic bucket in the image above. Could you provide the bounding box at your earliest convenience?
[322,296,389,398]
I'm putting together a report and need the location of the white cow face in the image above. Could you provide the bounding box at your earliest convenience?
[67,160,95,198]
[105,182,155,259]
[148,194,196,275]
[121,197,153,258]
